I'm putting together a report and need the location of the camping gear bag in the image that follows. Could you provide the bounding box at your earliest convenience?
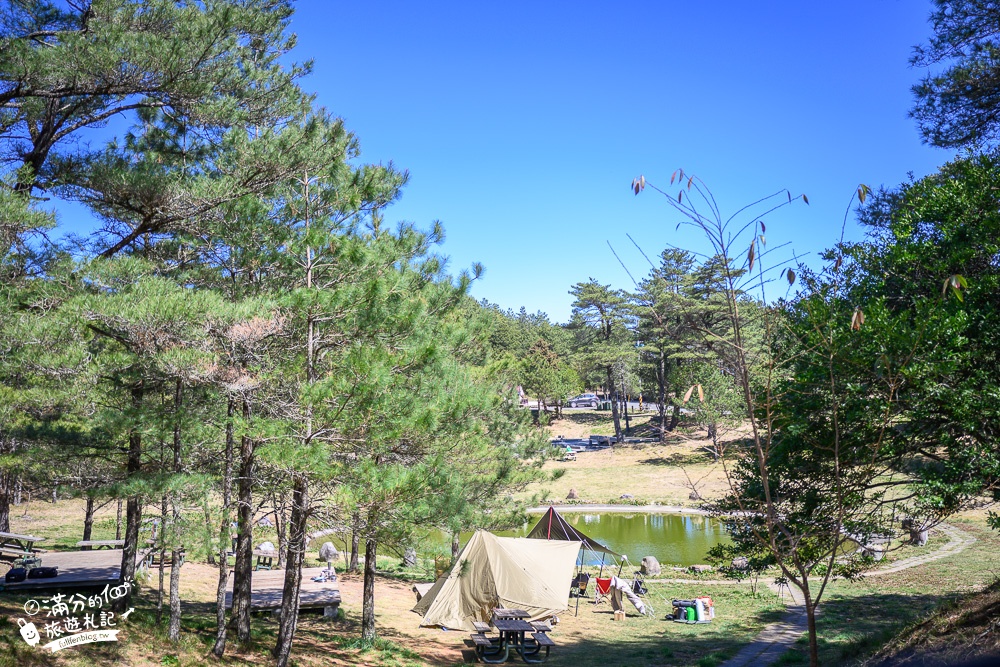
[27,566,58,579]
[5,567,27,583]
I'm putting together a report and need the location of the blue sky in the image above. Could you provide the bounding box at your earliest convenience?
[289,0,951,322]
[52,1,953,323]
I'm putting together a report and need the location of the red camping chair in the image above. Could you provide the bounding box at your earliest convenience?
[594,577,613,605]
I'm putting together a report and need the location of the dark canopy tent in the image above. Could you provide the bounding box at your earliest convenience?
[526,506,619,558]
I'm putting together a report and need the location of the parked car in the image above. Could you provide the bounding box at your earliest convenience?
[568,393,599,408]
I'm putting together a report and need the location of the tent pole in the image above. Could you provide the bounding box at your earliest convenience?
[598,552,606,578]
[575,546,587,617]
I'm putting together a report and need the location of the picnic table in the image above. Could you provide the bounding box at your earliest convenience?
[0,531,46,556]
[253,549,277,571]
[470,609,554,664]
[76,539,125,550]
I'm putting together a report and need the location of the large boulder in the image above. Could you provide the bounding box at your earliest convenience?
[318,542,338,562]
[402,547,417,567]
[566,488,579,500]
[256,541,276,554]
[640,556,661,575]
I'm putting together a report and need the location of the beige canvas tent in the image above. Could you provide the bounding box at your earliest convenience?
[412,530,581,631]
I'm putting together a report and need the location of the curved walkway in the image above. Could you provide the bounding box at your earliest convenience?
[719,523,976,667]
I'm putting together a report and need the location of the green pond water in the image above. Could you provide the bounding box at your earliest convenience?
[418,512,730,567]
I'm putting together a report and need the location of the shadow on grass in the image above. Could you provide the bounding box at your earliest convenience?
[639,451,718,467]
[776,591,951,666]
[548,602,788,667]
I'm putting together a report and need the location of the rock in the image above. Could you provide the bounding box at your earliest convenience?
[566,488,579,500]
[256,541,276,554]
[731,556,749,570]
[688,564,713,574]
[402,547,417,567]
[620,493,634,500]
[318,542,338,562]
[640,556,661,575]
[689,491,701,500]
[256,516,274,528]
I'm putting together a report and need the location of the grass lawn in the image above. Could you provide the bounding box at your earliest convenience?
[775,517,1000,666]
[1,410,997,666]
[532,411,732,507]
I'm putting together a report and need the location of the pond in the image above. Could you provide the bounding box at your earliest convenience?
[418,511,730,567]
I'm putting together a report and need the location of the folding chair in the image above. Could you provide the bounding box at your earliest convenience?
[594,577,613,605]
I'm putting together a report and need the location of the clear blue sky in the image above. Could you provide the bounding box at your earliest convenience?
[289,0,951,322]
[54,1,953,323]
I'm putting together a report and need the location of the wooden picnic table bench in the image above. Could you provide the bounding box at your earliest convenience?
[0,531,46,554]
[76,540,125,550]
[472,620,493,634]
[253,549,277,571]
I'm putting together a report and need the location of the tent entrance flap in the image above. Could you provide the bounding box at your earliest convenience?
[526,506,619,558]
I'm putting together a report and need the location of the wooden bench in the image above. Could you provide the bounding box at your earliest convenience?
[472,621,492,634]
[147,548,186,568]
[0,547,34,558]
[524,632,555,663]
[532,632,555,647]
[530,621,552,633]
[470,633,507,664]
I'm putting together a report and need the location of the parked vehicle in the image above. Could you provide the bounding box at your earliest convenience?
[568,393,599,408]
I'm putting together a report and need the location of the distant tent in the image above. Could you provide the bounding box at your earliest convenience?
[412,530,580,631]
[526,506,619,558]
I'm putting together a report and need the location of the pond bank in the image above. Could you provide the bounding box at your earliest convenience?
[528,503,712,515]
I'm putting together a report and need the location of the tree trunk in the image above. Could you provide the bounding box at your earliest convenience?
[0,466,13,533]
[168,380,183,642]
[228,400,255,645]
[115,498,123,540]
[212,398,236,657]
[168,545,182,640]
[806,599,819,667]
[349,512,360,573]
[607,368,623,442]
[361,537,378,643]
[203,501,216,566]
[116,384,144,612]
[81,495,95,550]
[275,492,288,570]
[669,403,680,431]
[158,496,167,622]
[451,532,460,562]
[272,475,308,667]
[657,352,667,442]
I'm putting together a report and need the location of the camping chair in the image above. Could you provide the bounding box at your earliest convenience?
[594,577,613,605]
[571,572,590,597]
